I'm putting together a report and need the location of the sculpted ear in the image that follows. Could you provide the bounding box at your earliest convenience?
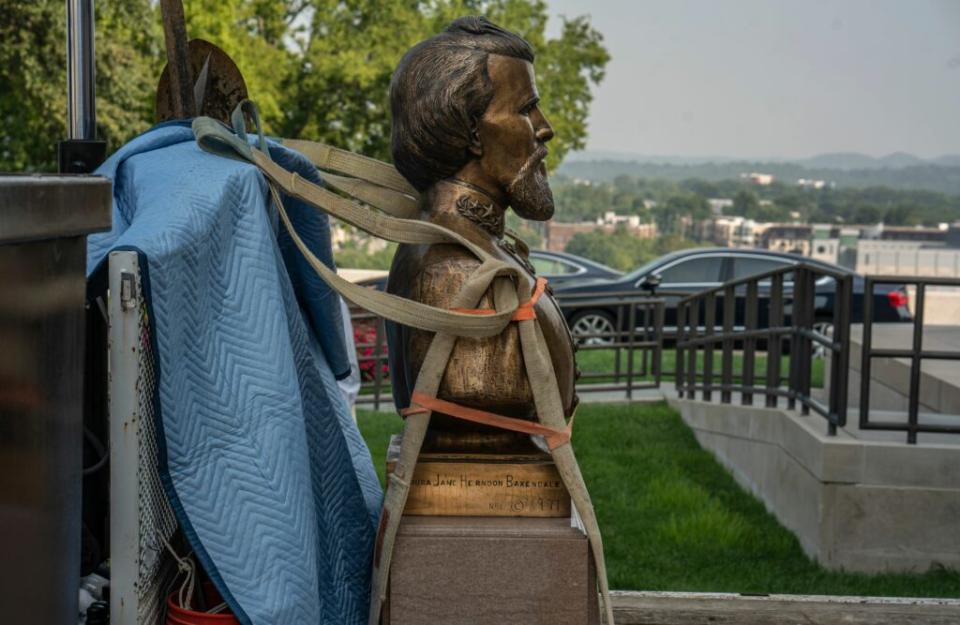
[468,117,483,158]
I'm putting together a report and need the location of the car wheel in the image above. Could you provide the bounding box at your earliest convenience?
[570,310,616,346]
[811,321,833,359]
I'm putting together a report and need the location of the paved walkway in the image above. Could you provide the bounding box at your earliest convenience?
[845,324,960,442]
[850,324,960,391]
[575,383,672,404]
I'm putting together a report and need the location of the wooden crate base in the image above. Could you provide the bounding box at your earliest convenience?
[386,516,599,625]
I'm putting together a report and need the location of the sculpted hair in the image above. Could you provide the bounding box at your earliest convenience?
[390,16,534,192]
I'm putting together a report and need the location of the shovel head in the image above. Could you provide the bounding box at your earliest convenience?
[156,39,248,124]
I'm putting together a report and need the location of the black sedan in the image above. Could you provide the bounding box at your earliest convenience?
[528,249,622,286]
[354,249,621,290]
[551,248,911,347]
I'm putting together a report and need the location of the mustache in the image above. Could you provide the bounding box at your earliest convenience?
[507,144,549,193]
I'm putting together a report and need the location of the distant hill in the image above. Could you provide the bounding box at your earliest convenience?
[564,151,743,165]
[557,157,960,195]
[565,150,960,171]
[933,155,960,167]
[797,152,929,170]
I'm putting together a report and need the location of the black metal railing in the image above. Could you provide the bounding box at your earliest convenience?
[859,276,960,444]
[675,264,853,435]
[351,310,390,410]
[555,292,665,398]
[350,293,665,409]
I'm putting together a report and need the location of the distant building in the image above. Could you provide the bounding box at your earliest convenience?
[806,223,960,276]
[707,198,733,215]
[740,172,775,186]
[854,225,955,276]
[691,218,714,242]
[857,241,960,277]
[946,222,960,248]
[544,222,597,251]
[797,178,828,189]
[689,215,960,277]
[810,238,840,265]
[599,211,642,227]
[809,224,860,269]
[872,225,947,244]
[761,225,812,256]
[733,219,769,247]
[708,216,772,248]
[544,214,657,251]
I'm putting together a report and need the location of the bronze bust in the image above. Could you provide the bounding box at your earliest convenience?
[386,17,577,448]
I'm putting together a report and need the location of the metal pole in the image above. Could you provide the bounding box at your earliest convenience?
[60,0,106,172]
[67,0,97,140]
[160,0,196,118]
[906,283,925,444]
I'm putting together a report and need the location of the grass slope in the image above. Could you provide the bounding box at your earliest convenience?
[357,402,960,597]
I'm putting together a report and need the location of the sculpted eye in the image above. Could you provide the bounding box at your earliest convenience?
[520,98,539,116]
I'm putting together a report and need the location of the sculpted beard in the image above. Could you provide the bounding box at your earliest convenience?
[507,144,554,221]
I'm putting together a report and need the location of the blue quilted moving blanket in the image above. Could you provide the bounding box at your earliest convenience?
[87,123,382,625]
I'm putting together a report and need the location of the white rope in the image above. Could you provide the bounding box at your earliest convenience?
[160,533,196,611]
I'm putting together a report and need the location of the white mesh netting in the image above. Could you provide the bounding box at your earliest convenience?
[134,297,179,625]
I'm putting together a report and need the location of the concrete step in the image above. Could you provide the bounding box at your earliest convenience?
[611,590,960,625]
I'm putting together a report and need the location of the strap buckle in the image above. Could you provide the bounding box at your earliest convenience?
[450,277,548,322]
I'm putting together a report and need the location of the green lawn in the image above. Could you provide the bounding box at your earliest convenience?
[576,348,826,389]
[358,348,825,400]
[357,402,960,597]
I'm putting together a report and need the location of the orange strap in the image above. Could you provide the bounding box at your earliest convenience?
[401,390,574,450]
[450,277,548,321]
[513,276,547,321]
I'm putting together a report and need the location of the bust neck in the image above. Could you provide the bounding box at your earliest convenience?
[425,179,507,239]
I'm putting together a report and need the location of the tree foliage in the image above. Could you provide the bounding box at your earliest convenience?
[565,228,703,272]
[335,237,398,270]
[282,0,609,169]
[0,0,161,171]
[2,0,608,173]
[550,174,960,228]
[562,159,960,197]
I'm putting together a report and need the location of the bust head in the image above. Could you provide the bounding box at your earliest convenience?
[390,16,555,221]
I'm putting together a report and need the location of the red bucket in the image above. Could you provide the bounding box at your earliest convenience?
[165,583,239,625]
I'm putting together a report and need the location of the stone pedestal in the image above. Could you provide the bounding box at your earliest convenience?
[385,516,599,625]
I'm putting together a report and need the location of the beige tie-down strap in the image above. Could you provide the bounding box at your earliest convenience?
[281,137,418,197]
[192,113,614,625]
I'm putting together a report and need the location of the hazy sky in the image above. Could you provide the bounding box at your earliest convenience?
[544,0,960,159]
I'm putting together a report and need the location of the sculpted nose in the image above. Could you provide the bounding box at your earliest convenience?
[537,124,554,144]
[534,110,554,144]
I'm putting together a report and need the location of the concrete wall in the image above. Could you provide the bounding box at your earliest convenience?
[839,325,960,417]
[669,397,960,573]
